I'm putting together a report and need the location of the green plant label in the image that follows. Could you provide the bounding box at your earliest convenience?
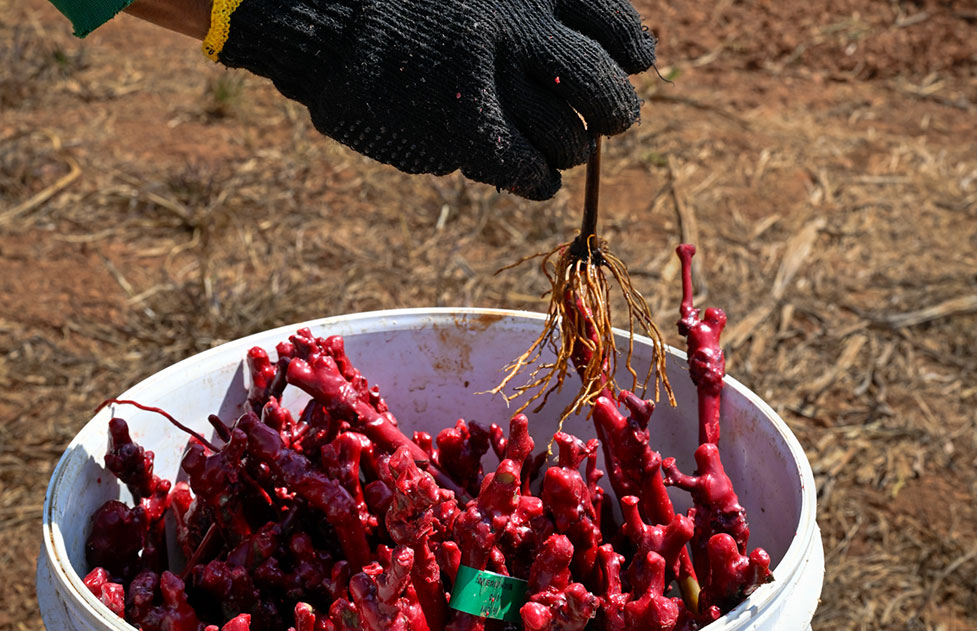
[448,565,529,623]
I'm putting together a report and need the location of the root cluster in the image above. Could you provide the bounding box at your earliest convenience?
[489,232,674,424]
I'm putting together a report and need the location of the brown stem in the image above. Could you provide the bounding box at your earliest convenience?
[572,137,603,263]
[179,522,219,580]
[581,137,602,240]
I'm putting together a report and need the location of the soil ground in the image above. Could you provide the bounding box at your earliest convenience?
[2,1,976,630]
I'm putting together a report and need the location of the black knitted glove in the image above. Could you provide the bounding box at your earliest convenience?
[218,0,656,200]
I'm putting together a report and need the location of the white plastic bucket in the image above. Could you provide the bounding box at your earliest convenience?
[38,308,823,631]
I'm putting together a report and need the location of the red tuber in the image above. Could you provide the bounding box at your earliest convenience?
[675,244,726,446]
[83,303,775,631]
[662,442,750,581]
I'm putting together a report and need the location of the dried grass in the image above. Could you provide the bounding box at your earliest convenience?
[2,1,977,630]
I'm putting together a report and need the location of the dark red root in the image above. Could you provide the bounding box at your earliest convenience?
[675,244,726,446]
[85,322,769,631]
[95,398,218,451]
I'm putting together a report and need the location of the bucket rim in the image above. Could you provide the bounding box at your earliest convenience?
[41,307,819,630]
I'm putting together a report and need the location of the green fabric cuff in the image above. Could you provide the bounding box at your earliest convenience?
[48,0,139,37]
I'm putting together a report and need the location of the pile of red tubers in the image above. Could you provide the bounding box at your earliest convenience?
[82,245,772,631]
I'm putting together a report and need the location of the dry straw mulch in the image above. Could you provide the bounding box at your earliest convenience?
[2,1,976,630]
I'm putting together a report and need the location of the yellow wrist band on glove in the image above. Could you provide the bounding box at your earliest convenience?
[203,0,245,61]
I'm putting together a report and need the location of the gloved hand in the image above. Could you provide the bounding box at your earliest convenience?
[212,0,657,199]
